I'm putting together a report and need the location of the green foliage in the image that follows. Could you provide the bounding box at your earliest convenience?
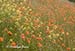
[69,0,75,2]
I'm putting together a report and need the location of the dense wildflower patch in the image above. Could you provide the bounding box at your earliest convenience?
[0,0,75,51]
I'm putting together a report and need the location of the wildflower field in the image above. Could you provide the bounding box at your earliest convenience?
[0,0,75,51]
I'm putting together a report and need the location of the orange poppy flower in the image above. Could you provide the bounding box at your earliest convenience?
[66,47,71,51]
[26,31,30,35]
[27,38,31,44]
[37,42,42,47]
[0,37,4,42]
[61,43,65,47]
[64,18,66,22]
[31,35,36,38]
[8,31,12,36]
[18,7,25,11]
[21,34,25,40]
[28,10,33,15]
[36,37,42,41]
[60,29,64,34]
[46,29,50,34]
[48,22,52,26]
[34,19,39,23]
[11,42,17,46]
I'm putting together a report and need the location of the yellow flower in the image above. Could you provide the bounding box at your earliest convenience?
[48,35,52,39]
[56,33,60,37]
[62,32,65,34]
[9,39,13,42]
[24,0,26,1]
[50,30,54,33]
[73,48,75,50]
[23,27,26,31]
[53,34,57,38]
[53,25,58,29]
[66,32,69,36]
[59,37,63,40]
[15,22,20,26]
[29,8,32,11]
